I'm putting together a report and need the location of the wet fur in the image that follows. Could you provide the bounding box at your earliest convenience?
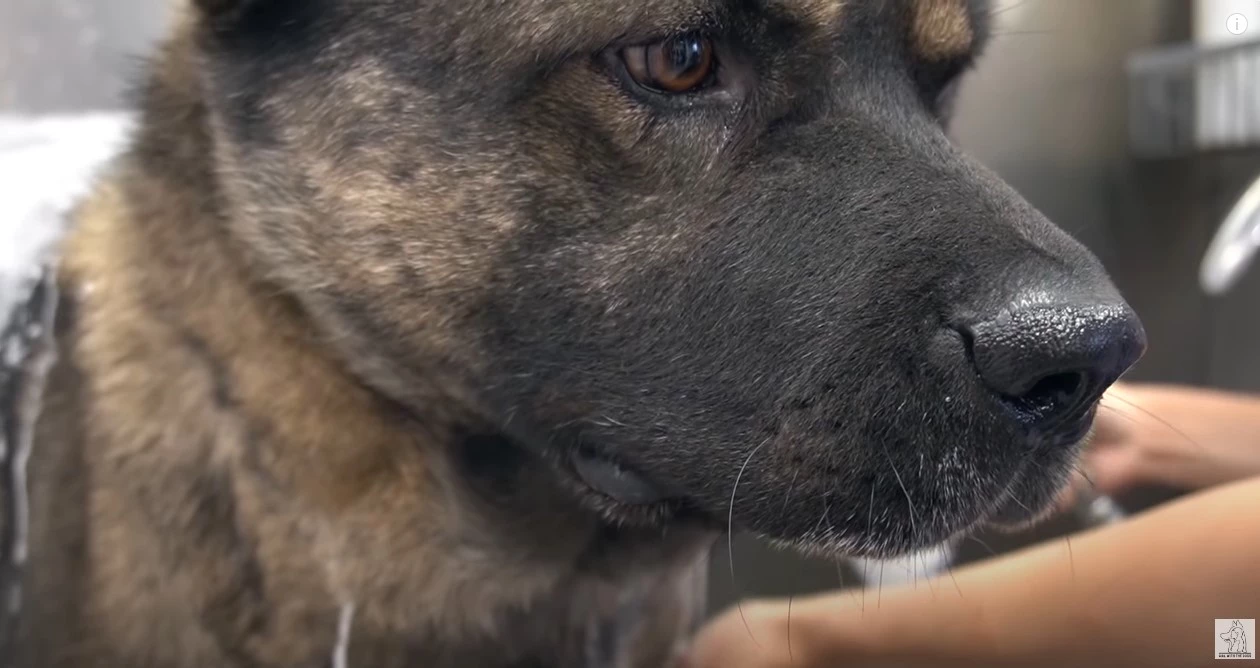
[14,0,1121,665]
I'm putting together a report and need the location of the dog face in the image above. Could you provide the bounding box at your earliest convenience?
[196,0,1144,557]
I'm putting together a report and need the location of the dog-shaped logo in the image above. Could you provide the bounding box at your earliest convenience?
[1221,620,1249,655]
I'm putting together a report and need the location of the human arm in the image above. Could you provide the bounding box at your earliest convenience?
[683,475,1260,668]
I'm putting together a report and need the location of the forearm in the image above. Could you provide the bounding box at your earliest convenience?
[796,475,1260,667]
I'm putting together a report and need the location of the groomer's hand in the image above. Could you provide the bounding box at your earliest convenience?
[1065,382,1260,502]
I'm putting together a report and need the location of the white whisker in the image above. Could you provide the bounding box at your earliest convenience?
[332,601,355,668]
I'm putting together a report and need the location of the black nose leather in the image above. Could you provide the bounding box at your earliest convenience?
[961,300,1146,431]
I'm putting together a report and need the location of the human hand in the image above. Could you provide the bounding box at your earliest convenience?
[1059,382,1260,508]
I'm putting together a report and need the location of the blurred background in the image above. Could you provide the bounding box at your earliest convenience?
[3,0,1259,612]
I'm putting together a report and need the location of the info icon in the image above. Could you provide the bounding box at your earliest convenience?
[1226,13,1248,36]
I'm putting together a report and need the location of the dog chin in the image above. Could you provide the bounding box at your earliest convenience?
[981,493,1061,533]
[558,429,1083,556]
[979,452,1083,533]
[764,521,975,561]
[766,456,1082,559]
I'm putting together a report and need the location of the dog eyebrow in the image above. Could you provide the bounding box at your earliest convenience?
[908,0,975,62]
[770,0,847,28]
[460,0,719,68]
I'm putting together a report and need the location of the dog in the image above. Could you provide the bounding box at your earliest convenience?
[5,0,1146,665]
[1222,621,1249,654]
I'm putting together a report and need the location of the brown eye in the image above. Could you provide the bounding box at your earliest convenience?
[621,34,716,94]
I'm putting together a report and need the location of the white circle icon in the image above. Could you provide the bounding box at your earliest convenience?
[1227,13,1248,35]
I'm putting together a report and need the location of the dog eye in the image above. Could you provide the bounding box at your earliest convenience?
[620,34,716,94]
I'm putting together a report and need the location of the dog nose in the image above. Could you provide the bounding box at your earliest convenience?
[959,297,1146,433]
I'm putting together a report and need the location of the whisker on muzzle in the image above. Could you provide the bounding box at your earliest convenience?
[967,534,998,557]
[786,594,795,664]
[1064,534,1075,579]
[332,601,355,668]
[1097,403,1138,425]
[988,29,1060,40]
[879,442,922,561]
[942,542,965,598]
[877,561,886,609]
[862,483,875,615]
[1101,395,1206,453]
[728,437,770,647]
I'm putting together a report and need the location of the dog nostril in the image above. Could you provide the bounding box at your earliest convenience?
[958,298,1146,435]
[1010,371,1088,421]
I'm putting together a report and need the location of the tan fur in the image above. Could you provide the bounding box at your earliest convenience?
[16,0,1004,664]
[909,0,975,61]
[21,26,681,668]
[780,0,847,29]
[60,175,588,662]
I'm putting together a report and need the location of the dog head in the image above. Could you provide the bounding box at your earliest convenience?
[190,0,1144,557]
